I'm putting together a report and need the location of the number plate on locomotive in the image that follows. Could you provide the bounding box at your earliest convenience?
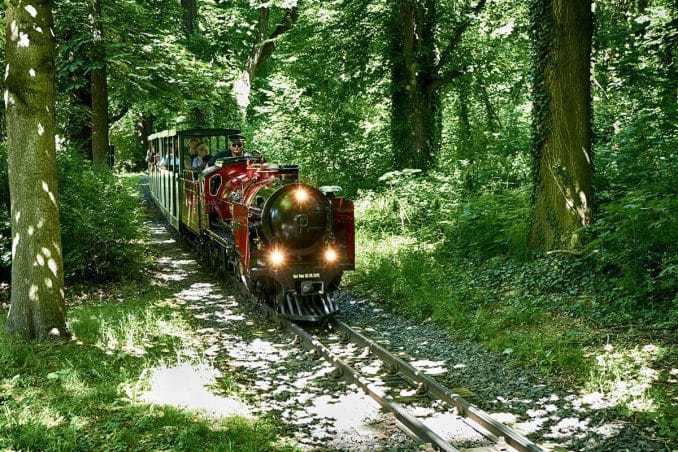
[293,273,320,279]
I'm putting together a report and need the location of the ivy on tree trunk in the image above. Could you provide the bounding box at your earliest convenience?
[4,0,68,340]
[181,0,198,37]
[529,0,594,250]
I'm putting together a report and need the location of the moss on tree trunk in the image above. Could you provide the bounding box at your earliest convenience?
[4,0,68,339]
[529,0,594,250]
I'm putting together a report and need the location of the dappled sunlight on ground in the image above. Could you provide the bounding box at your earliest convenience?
[140,213,414,449]
[138,192,675,450]
[131,362,252,419]
[339,296,675,450]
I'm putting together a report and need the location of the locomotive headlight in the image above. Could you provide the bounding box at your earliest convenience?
[324,247,338,264]
[268,248,286,267]
[294,188,309,203]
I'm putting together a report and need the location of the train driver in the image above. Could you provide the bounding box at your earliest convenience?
[228,133,246,157]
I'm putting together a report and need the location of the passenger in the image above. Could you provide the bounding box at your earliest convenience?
[200,143,212,167]
[186,137,202,173]
[192,143,211,172]
[187,137,201,155]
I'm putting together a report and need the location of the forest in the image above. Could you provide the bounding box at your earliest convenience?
[0,0,676,450]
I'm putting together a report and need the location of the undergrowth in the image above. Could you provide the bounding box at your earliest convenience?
[0,146,149,284]
[348,170,677,440]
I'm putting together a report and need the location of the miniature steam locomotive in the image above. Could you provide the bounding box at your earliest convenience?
[147,128,354,321]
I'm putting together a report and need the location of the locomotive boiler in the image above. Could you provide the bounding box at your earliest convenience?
[147,128,354,321]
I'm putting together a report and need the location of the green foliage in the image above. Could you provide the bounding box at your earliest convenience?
[357,171,530,258]
[586,188,678,305]
[0,145,148,284]
[57,150,148,282]
[110,113,145,171]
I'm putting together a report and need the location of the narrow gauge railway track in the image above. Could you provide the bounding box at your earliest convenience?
[271,311,543,452]
[144,180,541,451]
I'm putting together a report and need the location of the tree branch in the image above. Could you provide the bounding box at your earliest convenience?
[249,6,300,78]
[428,68,465,92]
[434,0,487,74]
[110,104,130,123]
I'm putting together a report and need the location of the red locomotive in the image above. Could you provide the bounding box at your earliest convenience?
[147,128,354,321]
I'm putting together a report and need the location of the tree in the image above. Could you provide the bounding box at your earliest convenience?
[181,0,198,37]
[4,0,68,339]
[233,3,299,117]
[389,0,486,170]
[529,0,594,250]
[90,0,109,166]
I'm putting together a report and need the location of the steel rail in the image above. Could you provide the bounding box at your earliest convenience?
[281,319,461,452]
[333,320,543,452]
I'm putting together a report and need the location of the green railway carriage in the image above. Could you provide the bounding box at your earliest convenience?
[147,128,238,231]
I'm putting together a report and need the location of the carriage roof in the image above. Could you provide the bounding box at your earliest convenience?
[148,128,241,141]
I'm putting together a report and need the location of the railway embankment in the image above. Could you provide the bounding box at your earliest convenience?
[344,183,677,450]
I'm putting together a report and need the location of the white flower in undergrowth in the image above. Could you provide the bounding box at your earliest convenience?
[642,344,658,353]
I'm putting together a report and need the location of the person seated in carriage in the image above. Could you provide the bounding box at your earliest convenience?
[192,143,211,172]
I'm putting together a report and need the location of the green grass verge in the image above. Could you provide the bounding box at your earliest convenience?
[347,230,677,441]
[0,285,295,452]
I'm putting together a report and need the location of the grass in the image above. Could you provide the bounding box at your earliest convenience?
[0,284,296,452]
[347,228,678,442]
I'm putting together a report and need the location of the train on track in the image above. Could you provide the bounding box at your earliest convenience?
[147,128,354,322]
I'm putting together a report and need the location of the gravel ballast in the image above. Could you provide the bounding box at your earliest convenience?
[337,293,669,451]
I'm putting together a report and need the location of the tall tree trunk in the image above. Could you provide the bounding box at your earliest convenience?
[476,79,501,131]
[529,0,594,250]
[181,0,198,37]
[137,113,154,153]
[390,0,441,171]
[136,113,154,168]
[4,0,68,339]
[90,0,109,166]
[70,83,93,159]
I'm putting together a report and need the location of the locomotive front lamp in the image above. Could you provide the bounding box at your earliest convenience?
[324,247,338,264]
[269,248,286,267]
[294,188,309,203]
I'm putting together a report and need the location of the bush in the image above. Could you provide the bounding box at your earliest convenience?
[0,143,148,283]
[356,170,461,236]
[586,188,678,305]
[57,150,148,282]
[356,170,530,259]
